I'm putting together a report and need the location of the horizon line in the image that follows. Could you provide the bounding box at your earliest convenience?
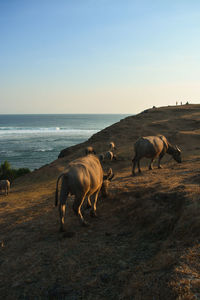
[0,113,132,115]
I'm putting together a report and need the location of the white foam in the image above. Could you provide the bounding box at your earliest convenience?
[36,148,54,152]
[0,127,98,136]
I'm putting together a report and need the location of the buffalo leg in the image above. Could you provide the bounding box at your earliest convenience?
[59,179,69,232]
[91,189,100,217]
[149,158,154,170]
[59,202,66,232]
[132,157,137,175]
[74,194,88,225]
[137,159,141,173]
[158,153,164,168]
[86,195,92,209]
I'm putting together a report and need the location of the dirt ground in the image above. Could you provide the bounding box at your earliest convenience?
[0,104,200,299]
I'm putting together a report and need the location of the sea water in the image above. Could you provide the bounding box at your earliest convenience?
[0,114,129,170]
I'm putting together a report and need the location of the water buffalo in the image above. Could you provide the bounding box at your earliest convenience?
[0,180,10,195]
[85,146,96,155]
[132,135,181,175]
[109,142,116,151]
[105,151,117,161]
[55,154,114,231]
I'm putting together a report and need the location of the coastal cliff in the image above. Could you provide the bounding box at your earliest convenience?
[1,104,200,299]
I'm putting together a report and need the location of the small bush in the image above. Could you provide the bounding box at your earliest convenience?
[0,161,31,182]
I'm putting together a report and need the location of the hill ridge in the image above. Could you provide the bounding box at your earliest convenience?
[1,104,200,299]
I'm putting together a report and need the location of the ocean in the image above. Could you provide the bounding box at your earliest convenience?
[0,114,129,170]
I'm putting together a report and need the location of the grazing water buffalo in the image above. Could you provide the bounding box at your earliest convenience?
[109,142,116,151]
[105,151,117,161]
[0,180,10,195]
[85,146,96,155]
[55,155,114,232]
[132,135,181,175]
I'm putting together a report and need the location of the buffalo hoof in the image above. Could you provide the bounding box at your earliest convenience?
[63,231,75,238]
[86,203,92,209]
[73,209,78,216]
[90,210,97,217]
[82,220,90,227]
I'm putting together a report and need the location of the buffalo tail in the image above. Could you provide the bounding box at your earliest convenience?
[55,174,63,206]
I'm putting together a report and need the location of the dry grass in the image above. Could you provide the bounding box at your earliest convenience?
[0,104,200,299]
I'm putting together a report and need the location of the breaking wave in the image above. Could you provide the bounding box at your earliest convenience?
[0,127,98,136]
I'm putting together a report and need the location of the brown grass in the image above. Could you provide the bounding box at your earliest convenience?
[0,104,200,299]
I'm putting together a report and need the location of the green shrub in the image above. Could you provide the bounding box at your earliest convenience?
[0,161,31,182]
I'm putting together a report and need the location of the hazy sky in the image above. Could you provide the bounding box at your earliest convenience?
[0,0,200,114]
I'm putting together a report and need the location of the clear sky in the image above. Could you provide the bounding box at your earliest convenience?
[0,0,200,114]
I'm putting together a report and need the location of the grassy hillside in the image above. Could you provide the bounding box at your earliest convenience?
[0,104,200,299]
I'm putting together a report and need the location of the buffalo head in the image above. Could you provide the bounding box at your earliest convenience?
[101,168,114,197]
[172,146,182,163]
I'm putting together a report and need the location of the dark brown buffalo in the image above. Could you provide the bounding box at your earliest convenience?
[132,135,181,175]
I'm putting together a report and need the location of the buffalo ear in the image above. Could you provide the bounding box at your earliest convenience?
[103,168,114,180]
[107,167,113,176]
[107,168,114,181]
[108,173,114,181]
